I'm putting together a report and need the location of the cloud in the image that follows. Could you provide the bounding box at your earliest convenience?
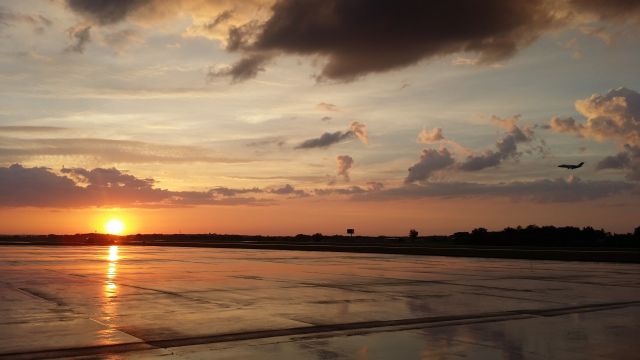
[240,0,567,81]
[405,117,542,182]
[366,181,384,191]
[316,102,339,112]
[405,148,455,184]
[573,87,640,143]
[359,176,637,203]
[65,0,151,25]
[295,121,368,149]
[0,137,250,164]
[336,155,354,181]
[0,126,66,133]
[65,24,92,53]
[209,186,263,196]
[570,0,640,21]
[269,183,308,197]
[549,116,582,134]
[3,163,634,208]
[0,164,172,207]
[596,144,640,181]
[350,121,368,144]
[245,137,286,148]
[314,185,366,196]
[0,164,298,208]
[199,9,234,31]
[459,116,536,171]
[314,182,382,196]
[549,87,640,180]
[417,128,444,144]
[295,131,352,149]
[0,7,52,32]
[207,53,271,83]
[102,28,143,52]
[62,1,640,82]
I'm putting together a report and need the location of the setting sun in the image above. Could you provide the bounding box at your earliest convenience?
[105,219,125,235]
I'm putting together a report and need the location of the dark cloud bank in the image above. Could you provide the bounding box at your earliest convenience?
[1,164,636,208]
[0,164,267,208]
[64,0,640,82]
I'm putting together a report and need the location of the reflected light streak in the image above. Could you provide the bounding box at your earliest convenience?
[104,245,119,299]
[100,245,120,344]
[108,245,119,261]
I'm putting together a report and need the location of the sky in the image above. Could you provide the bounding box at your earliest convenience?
[0,0,639,235]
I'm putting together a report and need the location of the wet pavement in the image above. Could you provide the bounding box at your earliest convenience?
[0,246,638,359]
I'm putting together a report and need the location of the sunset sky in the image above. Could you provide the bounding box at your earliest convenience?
[1,0,639,235]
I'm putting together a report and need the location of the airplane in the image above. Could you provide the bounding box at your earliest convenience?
[558,161,584,169]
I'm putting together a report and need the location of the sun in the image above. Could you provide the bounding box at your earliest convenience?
[105,219,125,235]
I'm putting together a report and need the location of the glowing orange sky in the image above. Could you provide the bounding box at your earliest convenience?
[0,1,639,235]
[0,196,636,236]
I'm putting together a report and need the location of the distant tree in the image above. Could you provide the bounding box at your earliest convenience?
[471,227,488,236]
[312,232,323,240]
[347,228,355,237]
[409,229,419,239]
[634,226,640,238]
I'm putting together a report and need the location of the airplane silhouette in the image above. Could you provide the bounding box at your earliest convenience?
[558,161,584,169]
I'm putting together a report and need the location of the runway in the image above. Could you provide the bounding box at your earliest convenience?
[1,246,638,359]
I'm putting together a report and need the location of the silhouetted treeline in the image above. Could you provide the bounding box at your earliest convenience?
[0,225,638,248]
[449,225,639,248]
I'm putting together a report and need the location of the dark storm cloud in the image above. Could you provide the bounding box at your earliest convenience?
[226,20,262,52]
[62,1,640,82]
[570,0,640,20]
[243,0,559,81]
[296,122,367,149]
[405,148,455,184]
[207,53,271,83]
[66,0,151,25]
[358,177,637,203]
[65,24,92,53]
